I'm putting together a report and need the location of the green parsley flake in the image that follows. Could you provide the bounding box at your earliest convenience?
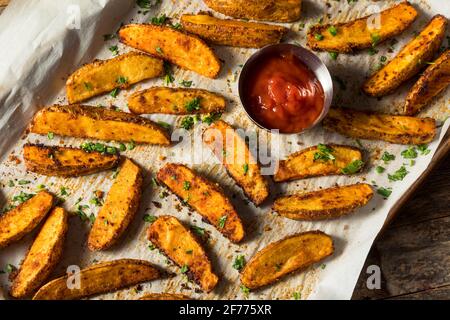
[143,214,157,223]
[180,80,193,87]
[47,132,54,140]
[341,160,364,174]
[180,264,189,273]
[313,144,335,162]
[377,187,392,198]
[314,33,324,41]
[180,116,194,130]
[328,26,337,36]
[376,166,385,174]
[185,97,201,112]
[183,181,191,191]
[388,166,409,182]
[232,255,246,271]
[381,151,395,163]
[218,215,227,228]
[401,146,418,159]
[243,163,249,175]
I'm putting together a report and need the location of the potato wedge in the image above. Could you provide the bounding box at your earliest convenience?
[203,120,269,205]
[29,104,170,145]
[240,231,334,289]
[203,0,302,22]
[180,14,288,48]
[147,216,219,292]
[119,24,221,78]
[66,52,163,104]
[0,191,54,248]
[274,144,363,182]
[88,158,142,251]
[322,108,436,145]
[157,163,244,243]
[128,87,226,115]
[307,1,417,53]
[139,293,191,300]
[23,144,120,177]
[10,207,68,298]
[33,259,160,300]
[404,49,450,115]
[363,15,448,97]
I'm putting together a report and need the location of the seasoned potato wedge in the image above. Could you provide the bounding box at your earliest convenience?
[66,52,163,104]
[240,231,334,289]
[128,87,226,115]
[323,108,436,145]
[139,293,191,300]
[33,259,160,300]
[147,216,219,292]
[119,24,221,78]
[157,163,244,243]
[274,144,363,182]
[273,183,373,220]
[10,207,68,298]
[203,120,269,205]
[180,14,288,48]
[29,104,170,145]
[404,49,450,115]
[0,191,54,248]
[23,144,120,177]
[88,158,142,251]
[307,1,417,53]
[363,15,448,97]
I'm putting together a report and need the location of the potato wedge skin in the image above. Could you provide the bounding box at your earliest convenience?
[66,52,163,104]
[0,191,54,248]
[323,108,436,145]
[139,293,191,300]
[88,158,142,251]
[404,49,450,115]
[273,183,373,220]
[203,120,269,205]
[10,207,68,298]
[157,163,244,243]
[119,24,221,78]
[307,1,417,53]
[33,259,160,300]
[128,87,226,115]
[241,231,334,289]
[147,216,219,292]
[274,144,363,182]
[23,144,120,177]
[363,14,448,97]
[180,14,288,48]
[29,104,170,145]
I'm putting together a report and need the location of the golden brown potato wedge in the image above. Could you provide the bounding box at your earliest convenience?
[119,24,221,78]
[139,293,191,300]
[307,1,417,53]
[147,216,218,292]
[10,207,68,298]
[363,15,448,97]
[240,231,334,290]
[66,52,164,104]
[23,144,120,177]
[322,108,436,145]
[273,183,373,220]
[0,191,54,248]
[29,105,171,145]
[274,144,363,182]
[180,13,288,48]
[33,259,160,300]
[203,120,269,205]
[128,87,226,115]
[88,158,142,251]
[404,49,450,115]
[157,163,244,243]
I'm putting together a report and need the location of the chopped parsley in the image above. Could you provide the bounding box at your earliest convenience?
[368,47,379,56]
[243,163,249,175]
[163,61,174,85]
[110,87,120,98]
[293,292,301,300]
[313,144,335,162]
[341,160,364,174]
[185,97,201,112]
[370,33,381,46]
[329,52,338,60]
[150,14,167,25]
[18,180,30,185]
[180,116,194,130]
[417,144,431,155]
[232,255,246,271]
[76,204,90,221]
[218,215,227,228]
[314,33,324,41]
[183,181,191,191]
[143,214,157,223]
[179,80,193,87]
[128,140,136,150]
[328,26,337,36]
[60,187,69,196]
[375,166,385,174]
[240,285,250,297]
[116,76,128,85]
[47,132,54,140]
[137,0,161,9]
[118,143,126,152]
[5,264,16,274]
[381,151,395,163]
[12,191,34,204]
[84,82,93,91]
[401,146,418,159]
[202,112,222,125]
[8,180,14,187]
[81,142,117,154]
[155,46,163,54]
[192,226,205,237]
[388,166,409,182]
[180,264,189,273]
[109,45,119,56]
[377,187,392,198]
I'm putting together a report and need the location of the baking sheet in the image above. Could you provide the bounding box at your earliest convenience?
[0,0,449,300]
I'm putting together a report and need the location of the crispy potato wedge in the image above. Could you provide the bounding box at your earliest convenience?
[0,191,54,248]
[180,13,288,48]
[10,207,68,298]
[240,231,334,289]
[307,1,417,53]
[273,183,373,220]
[404,49,450,115]
[128,87,226,115]
[147,216,218,292]
[274,144,363,182]
[203,120,269,205]
[66,52,163,104]
[157,163,244,243]
[139,293,191,300]
[323,108,436,145]
[88,158,142,251]
[119,24,221,78]
[29,104,170,145]
[363,15,448,97]
[33,259,160,300]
